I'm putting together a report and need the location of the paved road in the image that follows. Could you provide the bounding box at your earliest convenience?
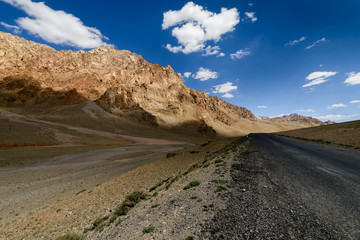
[203,134,360,239]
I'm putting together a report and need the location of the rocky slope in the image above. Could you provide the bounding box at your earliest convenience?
[0,31,256,136]
[269,114,332,127]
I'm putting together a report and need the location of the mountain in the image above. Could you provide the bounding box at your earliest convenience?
[0,32,326,138]
[272,114,325,125]
[0,31,259,136]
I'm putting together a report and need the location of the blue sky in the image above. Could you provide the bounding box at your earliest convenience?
[0,0,359,122]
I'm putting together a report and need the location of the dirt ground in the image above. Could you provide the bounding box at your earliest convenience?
[277,120,360,148]
[0,138,233,240]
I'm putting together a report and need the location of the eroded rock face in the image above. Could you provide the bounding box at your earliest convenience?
[0,31,256,135]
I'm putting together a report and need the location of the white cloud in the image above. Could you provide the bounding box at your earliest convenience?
[344,72,360,85]
[193,67,218,81]
[244,12,257,22]
[183,72,192,78]
[221,92,234,98]
[319,64,324,67]
[212,82,237,95]
[305,37,327,50]
[202,45,224,57]
[257,106,268,109]
[1,0,108,49]
[350,100,360,104]
[326,103,346,109]
[317,114,358,121]
[295,109,316,113]
[286,36,306,46]
[303,71,337,88]
[162,2,239,56]
[230,48,251,60]
[0,21,22,34]
[248,3,253,7]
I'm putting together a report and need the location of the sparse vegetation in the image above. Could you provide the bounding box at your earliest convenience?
[112,191,147,219]
[151,203,160,208]
[184,180,200,190]
[56,233,85,240]
[216,186,227,192]
[149,181,164,192]
[277,120,360,148]
[183,163,199,176]
[142,225,155,234]
[211,179,228,184]
[90,216,109,232]
[84,190,148,234]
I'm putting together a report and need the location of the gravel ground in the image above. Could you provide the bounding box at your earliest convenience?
[200,134,359,240]
[85,140,246,240]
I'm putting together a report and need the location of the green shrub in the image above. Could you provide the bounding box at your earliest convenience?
[216,186,227,192]
[184,180,200,190]
[211,179,228,184]
[149,182,163,192]
[143,226,155,234]
[113,191,147,219]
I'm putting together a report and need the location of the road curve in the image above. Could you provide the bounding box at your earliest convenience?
[203,133,360,239]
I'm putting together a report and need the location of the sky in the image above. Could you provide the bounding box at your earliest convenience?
[0,0,359,122]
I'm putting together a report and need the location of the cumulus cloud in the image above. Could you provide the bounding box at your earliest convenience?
[230,48,251,60]
[244,12,257,22]
[303,71,337,88]
[257,106,268,109]
[193,67,218,81]
[212,82,237,98]
[202,45,225,57]
[286,36,306,46]
[295,109,316,113]
[344,72,360,85]
[1,0,108,49]
[305,37,327,50]
[326,103,346,109]
[220,92,234,98]
[0,21,22,34]
[162,2,239,56]
[248,3,253,7]
[183,72,192,78]
[350,100,360,104]
[317,114,358,121]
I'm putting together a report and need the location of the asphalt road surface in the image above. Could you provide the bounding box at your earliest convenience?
[202,134,360,239]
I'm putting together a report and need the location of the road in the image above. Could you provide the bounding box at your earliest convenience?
[204,134,360,239]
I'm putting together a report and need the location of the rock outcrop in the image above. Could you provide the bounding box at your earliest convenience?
[0,31,256,136]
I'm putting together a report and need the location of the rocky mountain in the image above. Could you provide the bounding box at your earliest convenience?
[267,113,331,127]
[0,31,259,136]
[274,114,319,122]
[0,32,327,136]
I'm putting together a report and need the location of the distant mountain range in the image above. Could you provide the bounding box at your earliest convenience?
[0,31,330,137]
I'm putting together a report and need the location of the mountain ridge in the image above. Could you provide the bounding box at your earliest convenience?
[0,31,326,136]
